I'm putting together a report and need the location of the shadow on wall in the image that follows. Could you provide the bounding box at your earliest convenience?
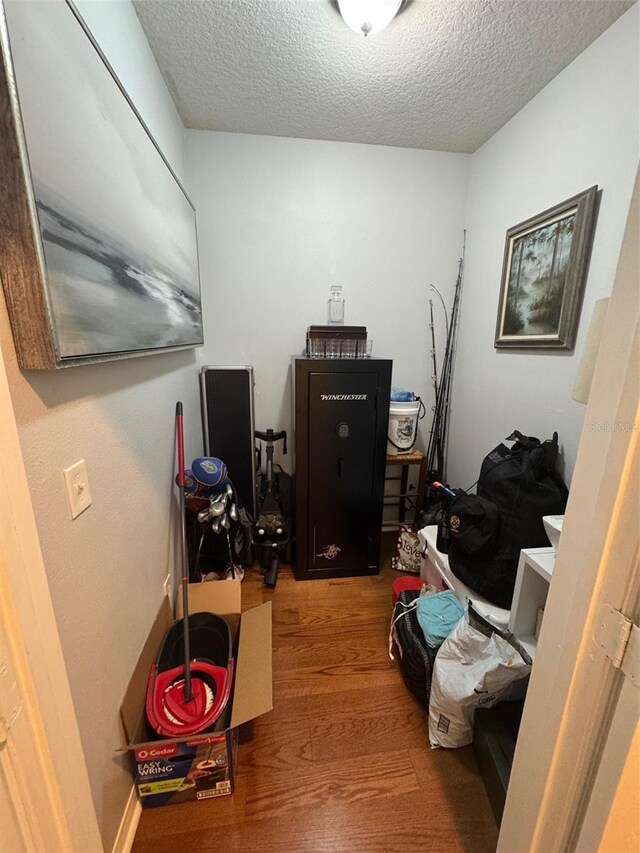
[23,348,198,409]
[495,348,575,361]
[0,290,200,415]
[275,363,293,471]
[107,751,135,825]
[494,348,577,482]
[251,360,295,474]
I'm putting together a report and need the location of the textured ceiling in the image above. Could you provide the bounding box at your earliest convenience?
[133,0,633,153]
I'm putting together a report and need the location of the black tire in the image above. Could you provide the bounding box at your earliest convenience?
[264,554,279,588]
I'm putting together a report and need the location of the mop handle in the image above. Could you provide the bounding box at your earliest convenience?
[176,402,192,701]
[176,402,185,488]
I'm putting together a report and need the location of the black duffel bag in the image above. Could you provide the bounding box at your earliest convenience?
[390,590,438,708]
[447,431,568,609]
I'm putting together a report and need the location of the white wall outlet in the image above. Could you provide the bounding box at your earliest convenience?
[63,459,92,519]
[163,573,172,599]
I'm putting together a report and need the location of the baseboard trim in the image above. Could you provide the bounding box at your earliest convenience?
[112,784,141,853]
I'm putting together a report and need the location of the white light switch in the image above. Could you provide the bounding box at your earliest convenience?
[63,459,92,519]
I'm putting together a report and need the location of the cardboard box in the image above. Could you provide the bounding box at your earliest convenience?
[120,580,272,808]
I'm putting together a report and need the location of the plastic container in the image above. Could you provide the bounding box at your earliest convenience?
[388,399,421,455]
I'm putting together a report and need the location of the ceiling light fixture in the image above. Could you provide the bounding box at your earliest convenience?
[337,0,403,36]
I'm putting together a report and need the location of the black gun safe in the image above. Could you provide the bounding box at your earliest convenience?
[293,357,392,580]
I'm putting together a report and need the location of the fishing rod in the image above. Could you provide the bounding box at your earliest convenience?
[428,298,439,421]
[426,283,454,479]
[424,231,466,488]
[438,232,466,481]
[438,271,462,478]
[427,284,450,471]
[425,298,442,483]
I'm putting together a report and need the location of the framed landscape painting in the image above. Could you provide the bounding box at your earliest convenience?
[0,0,203,369]
[495,186,598,350]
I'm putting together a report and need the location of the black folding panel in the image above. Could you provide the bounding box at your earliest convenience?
[200,366,256,518]
[293,357,392,580]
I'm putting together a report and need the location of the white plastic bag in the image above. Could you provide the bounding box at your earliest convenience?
[428,614,530,748]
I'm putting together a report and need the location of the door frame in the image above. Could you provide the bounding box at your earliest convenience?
[498,172,639,852]
[0,341,102,851]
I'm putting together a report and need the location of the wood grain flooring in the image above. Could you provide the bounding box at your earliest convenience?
[132,536,498,852]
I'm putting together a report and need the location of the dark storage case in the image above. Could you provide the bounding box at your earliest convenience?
[200,366,257,518]
[293,357,392,580]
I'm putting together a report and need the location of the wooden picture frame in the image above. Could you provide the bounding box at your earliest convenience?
[0,0,203,370]
[495,186,598,350]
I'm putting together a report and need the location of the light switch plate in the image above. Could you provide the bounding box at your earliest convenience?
[63,459,92,519]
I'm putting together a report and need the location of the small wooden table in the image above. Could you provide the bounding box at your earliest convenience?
[384,450,429,528]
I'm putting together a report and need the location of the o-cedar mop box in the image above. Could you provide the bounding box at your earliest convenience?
[391,590,438,708]
[134,731,238,808]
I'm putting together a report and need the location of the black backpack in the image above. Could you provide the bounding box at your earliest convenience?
[447,431,568,608]
[444,493,501,555]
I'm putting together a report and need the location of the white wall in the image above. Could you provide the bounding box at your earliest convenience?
[186,130,470,462]
[447,5,639,488]
[1,2,195,849]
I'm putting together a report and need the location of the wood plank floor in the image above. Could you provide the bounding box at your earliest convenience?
[132,537,498,853]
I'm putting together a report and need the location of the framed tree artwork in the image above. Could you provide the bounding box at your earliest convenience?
[0,0,203,369]
[495,186,598,350]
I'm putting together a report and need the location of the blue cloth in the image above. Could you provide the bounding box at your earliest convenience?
[416,591,465,648]
[390,387,415,402]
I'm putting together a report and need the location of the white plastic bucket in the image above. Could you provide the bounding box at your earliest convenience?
[388,399,421,455]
